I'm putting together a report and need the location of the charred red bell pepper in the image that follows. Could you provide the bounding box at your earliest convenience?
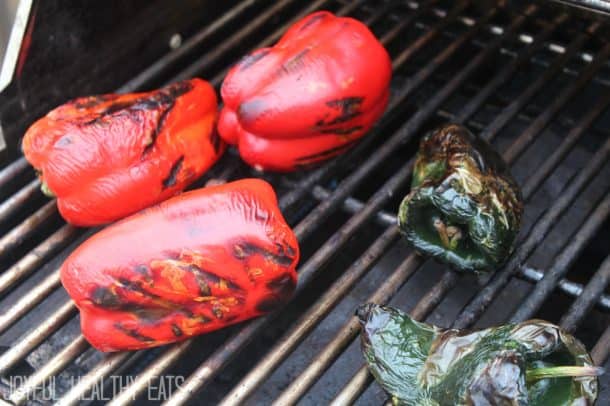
[60,179,299,352]
[218,11,392,172]
[22,78,224,226]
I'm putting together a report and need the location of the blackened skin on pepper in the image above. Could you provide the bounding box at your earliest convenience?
[397,124,523,272]
[60,179,299,352]
[22,78,224,226]
[358,304,601,406]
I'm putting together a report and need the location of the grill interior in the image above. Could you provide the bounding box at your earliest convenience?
[1,0,610,404]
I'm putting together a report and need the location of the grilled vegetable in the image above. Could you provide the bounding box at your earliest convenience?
[358,304,601,406]
[22,78,224,226]
[60,179,299,352]
[397,124,523,272]
[218,11,392,172]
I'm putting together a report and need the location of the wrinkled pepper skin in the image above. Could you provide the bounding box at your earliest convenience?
[218,11,392,172]
[60,179,299,352]
[22,78,224,226]
[397,124,523,272]
[358,304,599,406]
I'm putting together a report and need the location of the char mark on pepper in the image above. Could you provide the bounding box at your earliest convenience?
[162,156,184,189]
[295,138,359,164]
[319,126,363,135]
[277,48,310,76]
[171,324,183,337]
[91,286,122,309]
[142,101,175,155]
[323,97,364,125]
[233,241,296,266]
[299,13,328,32]
[187,263,244,293]
[134,264,153,284]
[238,49,270,71]
[114,323,156,343]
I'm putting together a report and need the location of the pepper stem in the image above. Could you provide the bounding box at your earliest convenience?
[526,366,604,383]
[40,181,55,198]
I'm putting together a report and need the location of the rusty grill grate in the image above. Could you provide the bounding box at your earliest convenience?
[1,0,610,404]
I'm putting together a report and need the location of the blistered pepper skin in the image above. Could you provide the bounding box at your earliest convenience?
[218,11,392,172]
[358,304,599,405]
[60,179,299,352]
[397,124,523,272]
[22,78,224,226]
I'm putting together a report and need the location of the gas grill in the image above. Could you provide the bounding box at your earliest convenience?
[1,0,609,404]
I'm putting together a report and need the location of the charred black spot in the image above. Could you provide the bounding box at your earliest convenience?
[318,126,363,135]
[165,81,193,99]
[295,139,359,163]
[239,49,270,71]
[299,13,327,31]
[323,97,364,125]
[187,264,243,293]
[171,324,183,337]
[114,323,155,342]
[233,241,295,266]
[238,99,266,123]
[212,306,223,319]
[256,296,285,313]
[189,265,212,296]
[210,128,222,154]
[162,156,184,189]
[196,315,211,324]
[142,103,174,155]
[134,265,153,284]
[267,274,296,301]
[91,287,122,309]
[117,278,163,300]
[284,243,297,257]
[279,49,310,76]
[131,307,174,322]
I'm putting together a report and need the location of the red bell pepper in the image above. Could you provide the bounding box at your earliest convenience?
[22,78,224,226]
[218,11,392,172]
[60,179,299,352]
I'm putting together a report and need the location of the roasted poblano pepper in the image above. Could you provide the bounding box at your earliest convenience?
[358,304,601,405]
[397,124,523,272]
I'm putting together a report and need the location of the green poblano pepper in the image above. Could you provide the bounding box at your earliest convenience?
[358,304,601,405]
[397,124,523,272]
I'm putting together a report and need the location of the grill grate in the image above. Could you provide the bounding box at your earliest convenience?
[0,0,609,405]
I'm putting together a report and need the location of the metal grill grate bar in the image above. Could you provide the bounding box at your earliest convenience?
[0,157,28,190]
[0,225,76,296]
[560,254,610,332]
[511,192,610,322]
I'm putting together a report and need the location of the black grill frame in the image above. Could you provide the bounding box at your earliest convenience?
[0,0,609,404]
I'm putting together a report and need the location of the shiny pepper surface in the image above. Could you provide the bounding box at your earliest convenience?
[218,11,392,172]
[60,179,299,352]
[22,78,224,226]
[398,124,523,272]
[358,304,600,406]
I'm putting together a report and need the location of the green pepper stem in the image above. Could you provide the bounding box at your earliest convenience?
[526,366,604,383]
[41,182,55,198]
